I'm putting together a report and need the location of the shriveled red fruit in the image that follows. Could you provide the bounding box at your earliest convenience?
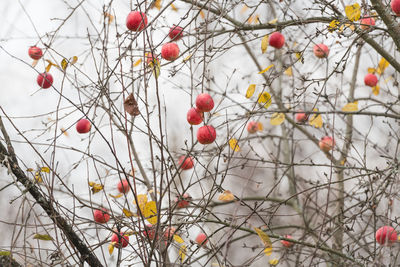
[376,226,397,245]
[195,232,208,247]
[392,0,400,15]
[143,224,157,240]
[28,46,43,60]
[168,25,183,41]
[295,112,309,123]
[269,32,285,49]
[111,232,129,248]
[313,43,329,58]
[76,119,91,134]
[195,93,214,112]
[178,155,194,170]
[364,73,378,87]
[37,72,53,89]
[93,208,110,223]
[161,43,180,61]
[197,125,216,144]
[117,179,130,194]
[360,17,375,30]
[319,136,335,152]
[247,121,259,134]
[281,234,294,248]
[175,193,191,209]
[126,11,148,31]
[187,108,203,125]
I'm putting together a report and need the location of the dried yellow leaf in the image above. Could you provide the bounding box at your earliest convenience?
[61,58,68,71]
[270,113,285,125]
[261,35,269,54]
[258,92,272,108]
[309,108,323,128]
[123,208,135,217]
[26,168,34,172]
[152,0,162,10]
[246,84,256,98]
[133,58,142,67]
[60,127,68,136]
[342,101,358,112]
[108,242,114,255]
[345,3,361,22]
[173,234,184,244]
[258,64,274,74]
[32,59,38,67]
[144,201,157,224]
[372,85,380,95]
[328,20,340,32]
[229,138,240,152]
[257,122,264,131]
[41,167,50,173]
[240,4,248,14]
[269,258,279,265]
[70,56,78,65]
[200,10,205,19]
[268,18,278,24]
[377,57,389,75]
[254,15,260,24]
[170,4,178,11]
[179,244,186,262]
[0,251,11,256]
[33,234,53,241]
[254,227,272,256]
[284,66,293,76]
[34,171,42,183]
[88,181,104,194]
[218,190,235,202]
[368,67,376,74]
[45,63,52,73]
[133,194,148,214]
[247,15,254,24]
[104,12,114,24]
[183,54,192,62]
[295,52,304,64]
[109,193,123,199]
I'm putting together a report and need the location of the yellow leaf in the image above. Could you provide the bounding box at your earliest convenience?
[45,63,52,73]
[32,59,38,67]
[377,57,389,75]
[152,59,161,79]
[338,24,345,33]
[104,12,114,24]
[70,56,78,65]
[247,15,254,24]
[270,113,285,125]
[61,58,68,71]
[0,251,11,256]
[269,258,279,265]
[152,0,162,10]
[257,122,263,131]
[258,64,274,74]
[26,168,34,172]
[88,181,104,194]
[261,35,269,54]
[372,85,380,95]
[173,234,185,244]
[41,167,50,173]
[246,84,256,98]
[123,208,135,217]
[143,201,157,224]
[342,101,358,112]
[133,58,142,67]
[240,4,248,14]
[309,108,323,128]
[33,234,53,241]
[108,242,114,255]
[218,190,235,202]
[384,76,393,84]
[258,92,272,108]
[35,171,42,183]
[254,15,260,24]
[179,244,186,262]
[340,158,346,165]
[229,139,240,152]
[295,52,304,64]
[284,66,293,76]
[60,127,68,136]
[328,20,340,32]
[200,10,205,19]
[183,54,192,62]
[268,18,278,24]
[170,3,178,11]
[254,227,272,256]
[109,193,123,199]
[133,194,148,214]
[368,67,376,74]
[345,3,361,22]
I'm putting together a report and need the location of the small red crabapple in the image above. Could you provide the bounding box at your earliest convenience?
[269,32,285,49]
[187,108,203,125]
[295,112,309,123]
[93,208,110,223]
[281,234,294,248]
[28,46,43,60]
[175,193,191,209]
[195,93,214,112]
[161,43,180,61]
[117,179,130,194]
[111,232,129,248]
[178,155,194,170]
[168,25,183,41]
[364,73,378,87]
[195,232,208,247]
[319,136,335,152]
[313,43,329,58]
[126,11,147,31]
[376,226,397,245]
[76,119,91,134]
[197,125,216,144]
[37,72,53,89]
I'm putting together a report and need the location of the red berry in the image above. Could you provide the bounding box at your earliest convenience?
[168,25,183,41]
[364,73,378,87]
[197,125,216,144]
[161,43,180,61]
[313,43,329,58]
[111,232,129,248]
[117,179,130,194]
[187,108,203,125]
[391,0,400,16]
[269,32,285,49]
[175,193,191,209]
[281,235,294,248]
[93,208,110,223]
[195,232,208,247]
[76,119,91,134]
[195,93,214,112]
[28,46,43,60]
[37,72,53,89]
[319,136,335,152]
[178,155,194,170]
[376,226,397,245]
[126,11,148,31]
[295,112,309,123]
